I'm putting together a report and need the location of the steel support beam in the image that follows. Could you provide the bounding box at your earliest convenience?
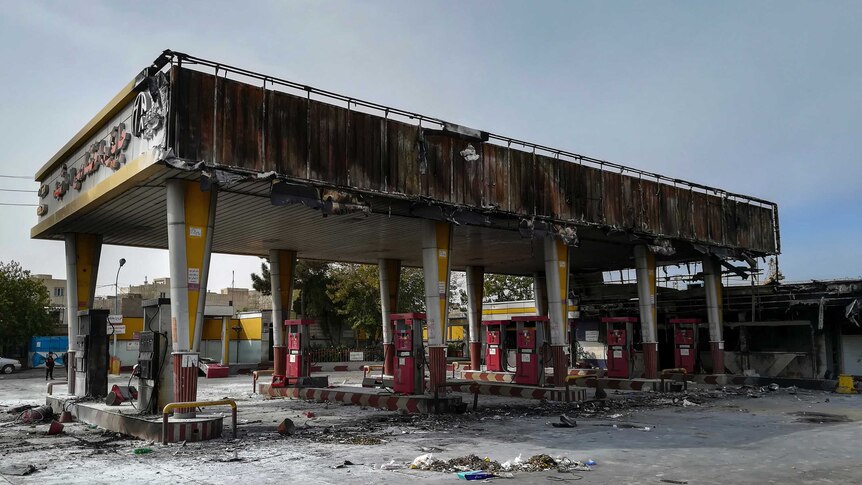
[703,255,725,373]
[544,236,570,386]
[63,233,102,395]
[422,221,453,394]
[465,266,484,371]
[635,245,658,379]
[378,259,401,376]
[269,249,297,377]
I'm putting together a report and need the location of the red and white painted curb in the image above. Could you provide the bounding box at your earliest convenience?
[164,418,223,444]
[261,385,430,413]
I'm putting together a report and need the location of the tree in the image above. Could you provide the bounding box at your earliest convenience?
[328,264,380,338]
[250,259,270,295]
[483,273,535,302]
[398,267,426,313]
[0,261,54,358]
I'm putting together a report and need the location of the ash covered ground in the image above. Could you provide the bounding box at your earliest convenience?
[2,368,861,484]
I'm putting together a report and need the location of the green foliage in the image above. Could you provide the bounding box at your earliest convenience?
[292,260,344,342]
[250,259,271,295]
[0,261,54,357]
[250,259,429,343]
[327,264,380,338]
[397,267,426,313]
[483,273,535,302]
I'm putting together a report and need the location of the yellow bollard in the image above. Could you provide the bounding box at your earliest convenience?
[836,374,857,394]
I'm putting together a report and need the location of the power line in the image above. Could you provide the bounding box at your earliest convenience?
[0,203,38,207]
[0,175,33,179]
[0,188,36,193]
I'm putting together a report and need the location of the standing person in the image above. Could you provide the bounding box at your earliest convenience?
[45,352,55,381]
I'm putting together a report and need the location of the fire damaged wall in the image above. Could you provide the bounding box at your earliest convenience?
[169,67,777,255]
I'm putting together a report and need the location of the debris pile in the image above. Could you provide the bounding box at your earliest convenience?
[407,453,592,474]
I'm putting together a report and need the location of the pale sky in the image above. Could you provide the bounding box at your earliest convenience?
[0,1,859,295]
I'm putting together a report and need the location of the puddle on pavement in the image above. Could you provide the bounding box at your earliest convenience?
[790,411,851,424]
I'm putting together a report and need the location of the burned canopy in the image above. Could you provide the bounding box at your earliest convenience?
[32,51,779,275]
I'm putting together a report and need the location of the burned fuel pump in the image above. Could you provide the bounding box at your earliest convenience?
[511,316,548,386]
[391,313,426,395]
[603,317,636,379]
[74,309,109,398]
[670,318,699,373]
[273,319,328,388]
[482,320,507,372]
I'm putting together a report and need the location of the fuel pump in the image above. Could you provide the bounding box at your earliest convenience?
[272,320,329,388]
[670,318,699,373]
[511,316,548,386]
[482,320,506,372]
[603,317,636,379]
[391,313,425,395]
[74,309,109,398]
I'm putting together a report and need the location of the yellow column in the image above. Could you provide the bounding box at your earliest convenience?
[183,181,217,351]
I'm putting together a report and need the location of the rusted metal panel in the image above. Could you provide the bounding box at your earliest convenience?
[421,132,453,200]
[706,193,724,245]
[660,185,679,237]
[345,110,384,191]
[557,161,577,220]
[216,77,264,170]
[639,178,662,234]
[308,99,348,184]
[601,171,623,228]
[481,144,509,211]
[690,191,709,242]
[535,154,560,218]
[509,149,534,215]
[676,189,693,240]
[386,121,419,194]
[266,90,308,178]
[169,66,779,255]
[172,68,215,164]
[619,174,637,229]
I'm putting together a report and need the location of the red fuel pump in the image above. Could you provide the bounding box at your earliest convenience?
[482,320,506,372]
[603,317,636,379]
[272,319,328,388]
[670,318,699,373]
[391,313,426,395]
[511,316,548,386]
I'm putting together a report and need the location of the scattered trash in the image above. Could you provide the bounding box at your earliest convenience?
[501,454,524,471]
[768,383,780,392]
[682,399,698,407]
[277,418,296,436]
[304,411,316,418]
[551,415,577,428]
[133,448,153,455]
[331,460,357,469]
[585,459,596,466]
[58,411,74,423]
[21,405,53,424]
[608,413,623,419]
[660,479,688,484]
[47,420,64,435]
[419,446,444,453]
[378,459,401,470]
[0,464,37,476]
[411,453,439,469]
[457,470,496,480]
[556,457,592,472]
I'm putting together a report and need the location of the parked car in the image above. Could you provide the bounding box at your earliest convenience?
[0,357,23,374]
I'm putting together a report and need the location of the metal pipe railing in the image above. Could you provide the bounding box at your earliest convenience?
[162,399,237,445]
[46,381,68,396]
[252,370,274,393]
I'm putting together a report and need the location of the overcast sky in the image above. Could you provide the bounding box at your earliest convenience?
[0,1,859,295]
